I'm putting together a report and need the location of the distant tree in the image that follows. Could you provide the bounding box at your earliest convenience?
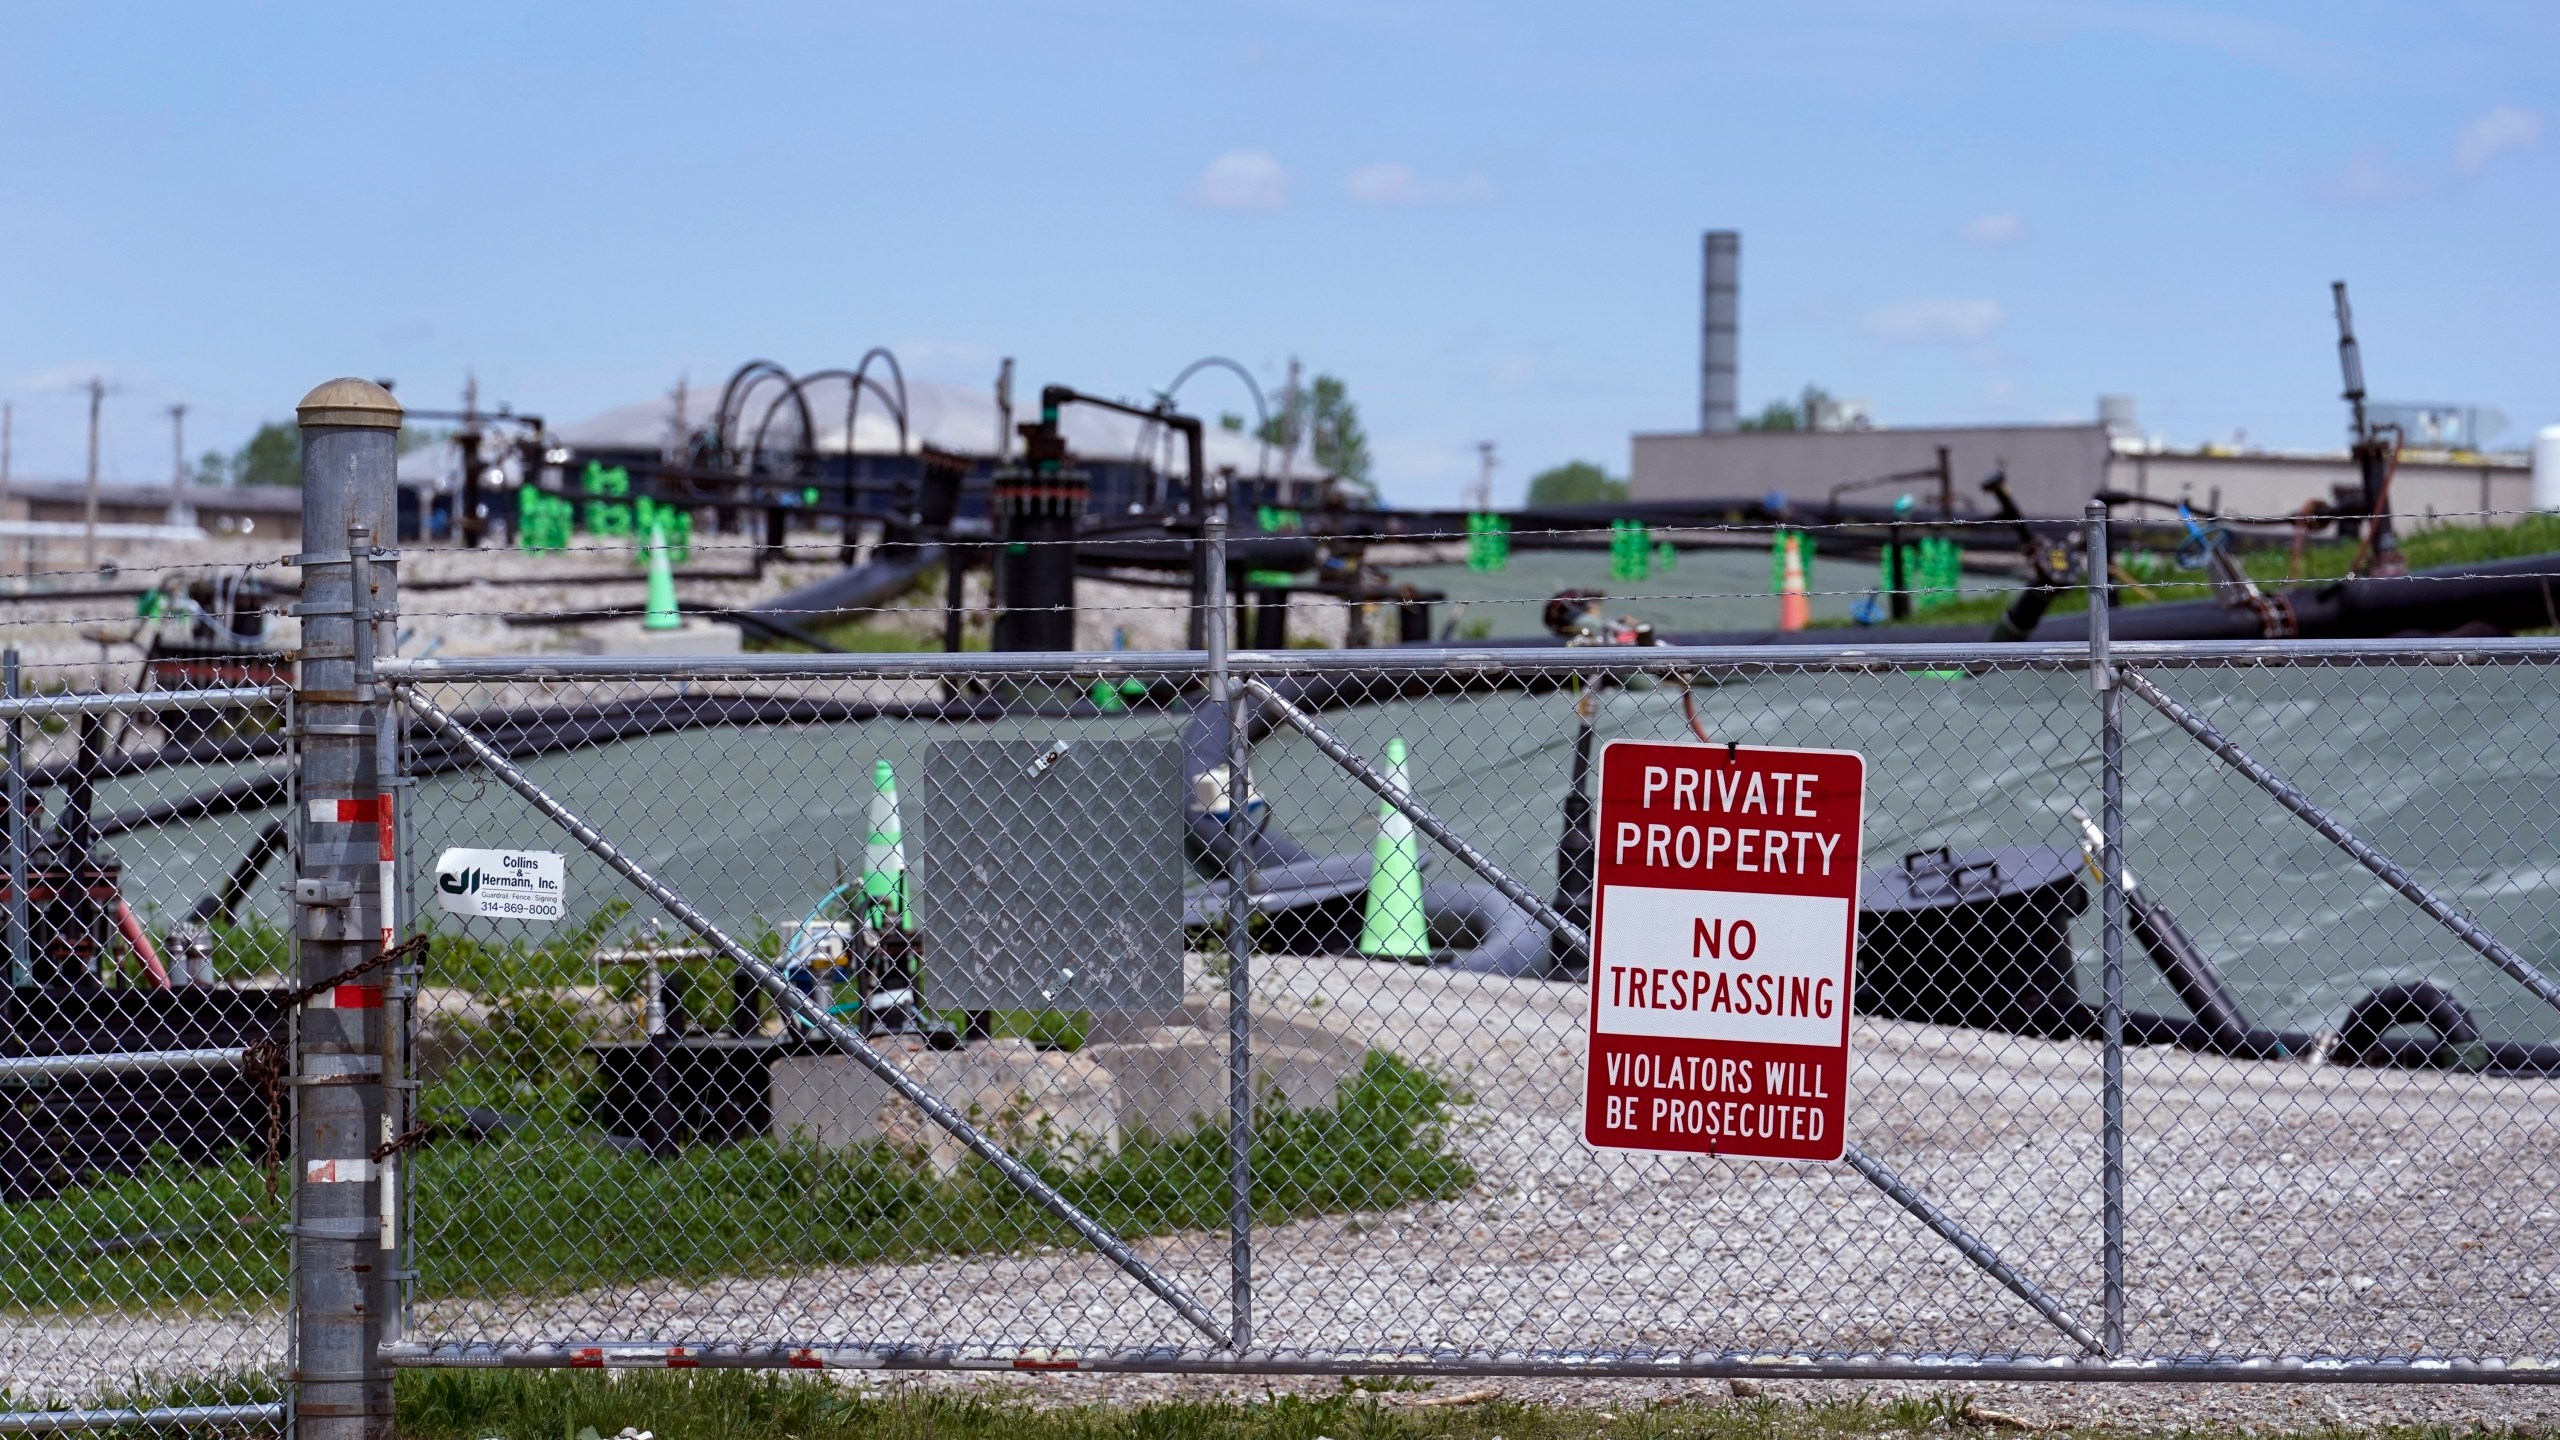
[1739,400,1800,432]
[1260,372,1374,498]
[191,450,230,488]
[1739,384,1835,432]
[1305,375,1370,488]
[230,421,301,487]
[1526,461,1630,507]
[1218,412,1246,433]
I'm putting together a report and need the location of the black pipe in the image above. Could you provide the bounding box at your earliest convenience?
[91,769,288,839]
[2125,888,2287,1058]
[2336,980,2479,1068]
[1548,703,1596,978]
[186,818,287,926]
[1981,469,2070,644]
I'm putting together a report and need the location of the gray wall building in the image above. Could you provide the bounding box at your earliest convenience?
[1630,424,2528,525]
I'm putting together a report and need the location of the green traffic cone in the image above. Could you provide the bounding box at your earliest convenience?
[863,758,907,926]
[642,517,683,631]
[1360,737,1433,958]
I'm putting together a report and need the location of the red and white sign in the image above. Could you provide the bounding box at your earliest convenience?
[1581,740,1865,1163]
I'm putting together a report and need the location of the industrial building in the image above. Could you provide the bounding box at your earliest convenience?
[1637,230,2533,524]
[0,479,303,541]
[1631,412,2529,523]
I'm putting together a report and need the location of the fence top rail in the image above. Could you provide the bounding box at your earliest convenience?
[376,635,2560,684]
[0,684,280,720]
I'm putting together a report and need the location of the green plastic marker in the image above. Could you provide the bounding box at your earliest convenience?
[641,517,684,631]
[1360,737,1432,958]
[863,758,907,926]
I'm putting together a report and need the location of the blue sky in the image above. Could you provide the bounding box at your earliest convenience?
[1,2,2552,506]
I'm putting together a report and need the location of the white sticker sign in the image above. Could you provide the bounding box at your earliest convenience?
[433,847,565,921]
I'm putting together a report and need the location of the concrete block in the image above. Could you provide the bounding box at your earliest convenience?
[772,1038,1120,1175]
[1180,995,1373,1078]
[573,617,743,656]
[1082,1027,1353,1140]
[772,1021,1372,1164]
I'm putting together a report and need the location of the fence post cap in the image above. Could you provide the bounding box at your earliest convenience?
[295,378,404,430]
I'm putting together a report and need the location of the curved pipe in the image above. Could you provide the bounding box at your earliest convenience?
[1163,355,1274,483]
[712,359,797,466]
[847,347,909,455]
[762,368,905,462]
[2335,980,2479,1067]
[743,373,821,478]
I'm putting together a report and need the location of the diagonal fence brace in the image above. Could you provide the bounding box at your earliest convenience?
[1842,1146,2104,1356]
[1245,679,1589,954]
[1246,677,2105,1356]
[2120,668,2560,1020]
[394,683,1231,1347]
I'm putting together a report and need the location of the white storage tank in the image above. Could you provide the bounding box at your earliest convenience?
[2536,425,2560,511]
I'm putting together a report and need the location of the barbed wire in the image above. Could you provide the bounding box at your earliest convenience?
[0,503,2547,586]
[3,564,2559,635]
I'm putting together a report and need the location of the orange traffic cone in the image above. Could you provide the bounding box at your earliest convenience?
[1778,531,1812,632]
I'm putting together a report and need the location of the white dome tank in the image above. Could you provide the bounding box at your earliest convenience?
[2535,425,2560,511]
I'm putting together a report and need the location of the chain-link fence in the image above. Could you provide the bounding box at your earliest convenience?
[0,677,295,1428]
[14,498,2560,1432]
[361,630,2560,1385]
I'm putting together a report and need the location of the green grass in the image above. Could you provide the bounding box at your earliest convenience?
[387,1369,2526,1440]
[10,1366,2536,1440]
[0,1053,1467,1310]
[413,1050,1465,1300]
[0,1368,281,1432]
[1850,512,2560,632]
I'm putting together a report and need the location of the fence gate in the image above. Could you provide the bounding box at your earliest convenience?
[376,630,2560,1386]
[0,677,295,1433]
[384,662,1247,1369]
[13,401,2553,1434]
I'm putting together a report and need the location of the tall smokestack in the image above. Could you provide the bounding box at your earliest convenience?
[1700,230,1739,433]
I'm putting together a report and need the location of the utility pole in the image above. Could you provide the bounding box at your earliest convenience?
[994,357,1015,460]
[456,374,483,547]
[168,404,194,528]
[1472,441,1497,512]
[1277,358,1303,472]
[666,374,690,462]
[83,378,104,571]
[2,402,14,581]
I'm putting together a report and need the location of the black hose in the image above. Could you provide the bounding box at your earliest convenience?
[1178,675,1566,977]
[1986,584,2061,644]
[2111,888,2560,1073]
[2126,889,2289,1058]
[187,818,287,925]
[1546,704,1596,977]
[2334,980,2482,1069]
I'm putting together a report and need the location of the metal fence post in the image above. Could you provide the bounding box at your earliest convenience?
[4,649,25,990]
[1202,474,1253,1351]
[291,378,403,1440]
[2085,500,2127,1357]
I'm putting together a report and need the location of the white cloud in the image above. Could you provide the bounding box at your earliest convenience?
[1345,162,1496,206]
[8,361,121,392]
[1196,150,1285,210]
[1964,212,2023,245]
[2455,106,2539,175]
[2309,150,2415,207]
[1867,298,2004,344]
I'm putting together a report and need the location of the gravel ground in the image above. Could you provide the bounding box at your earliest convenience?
[11,954,2560,1427]
[392,957,2560,1431]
